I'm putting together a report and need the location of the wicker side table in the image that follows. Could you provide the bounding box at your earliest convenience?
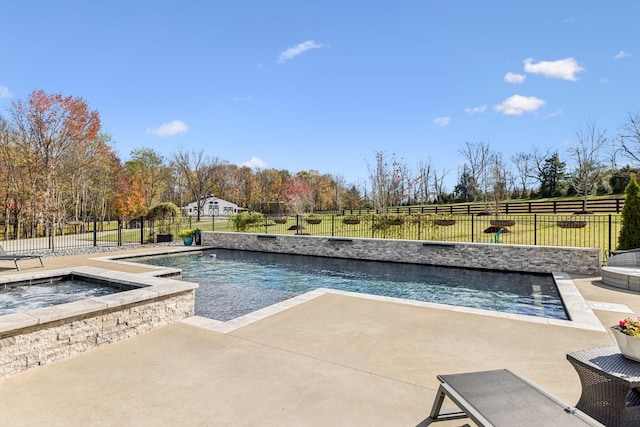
[567,346,640,427]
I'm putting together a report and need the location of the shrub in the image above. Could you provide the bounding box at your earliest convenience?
[178,228,196,238]
[229,211,264,231]
[618,173,640,250]
[147,202,181,234]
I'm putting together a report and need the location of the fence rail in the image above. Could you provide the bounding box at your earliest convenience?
[342,198,626,216]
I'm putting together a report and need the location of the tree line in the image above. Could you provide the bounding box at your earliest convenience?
[1,90,640,236]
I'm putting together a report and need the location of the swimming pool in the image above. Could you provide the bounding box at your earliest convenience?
[137,249,567,321]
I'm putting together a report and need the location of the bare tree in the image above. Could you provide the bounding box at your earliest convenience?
[618,112,640,165]
[173,147,222,221]
[333,174,346,211]
[568,120,607,212]
[510,151,533,198]
[488,152,510,214]
[432,167,450,204]
[414,160,433,204]
[366,151,399,211]
[459,141,492,209]
[530,146,553,193]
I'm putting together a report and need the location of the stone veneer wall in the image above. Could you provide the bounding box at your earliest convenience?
[202,232,601,275]
[0,268,196,379]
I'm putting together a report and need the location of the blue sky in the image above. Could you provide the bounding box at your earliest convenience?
[1,1,639,191]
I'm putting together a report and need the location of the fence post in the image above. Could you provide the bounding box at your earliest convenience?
[117,217,122,246]
[471,215,474,242]
[534,214,537,246]
[93,217,97,247]
[140,216,144,245]
[608,214,612,255]
[331,215,335,237]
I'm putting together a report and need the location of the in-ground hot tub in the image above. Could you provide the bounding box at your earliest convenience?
[0,266,198,379]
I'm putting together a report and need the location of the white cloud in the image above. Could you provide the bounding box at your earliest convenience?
[600,77,610,84]
[504,72,526,84]
[465,105,487,114]
[494,94,545,115]
[542,109,563,119]
[0,86,12,98]
[242,156,267,169]
[523,57,584,81]
[146,120,189,137]
[278,40,325,64]
[433,116,451,126]
[615,50,631,60]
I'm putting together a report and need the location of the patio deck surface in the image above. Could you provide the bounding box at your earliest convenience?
[0,246,638,426]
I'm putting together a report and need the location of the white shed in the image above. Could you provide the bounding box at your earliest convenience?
[181,196,241,217]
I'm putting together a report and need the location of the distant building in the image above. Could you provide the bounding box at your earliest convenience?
[181,196,242,217]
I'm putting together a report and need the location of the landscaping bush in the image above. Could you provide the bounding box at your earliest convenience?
[229,211,264,231]
[618,173,640,250]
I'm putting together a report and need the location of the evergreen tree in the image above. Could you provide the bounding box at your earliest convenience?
[618,173,640,250]
[539,152,566,197]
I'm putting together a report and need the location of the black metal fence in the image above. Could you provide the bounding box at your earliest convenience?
[249,213,621,260]
[0,217,199,254]
[0,212,623,261]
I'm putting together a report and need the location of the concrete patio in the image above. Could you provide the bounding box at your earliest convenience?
[0,246,637,426]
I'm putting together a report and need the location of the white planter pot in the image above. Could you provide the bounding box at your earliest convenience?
[611,326,640,362]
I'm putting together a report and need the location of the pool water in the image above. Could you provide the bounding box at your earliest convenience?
[0,280,121,316]
[138,249,568,322]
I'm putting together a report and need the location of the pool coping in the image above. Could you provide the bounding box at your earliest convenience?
[93,247,606,334]
[0,266,198,333]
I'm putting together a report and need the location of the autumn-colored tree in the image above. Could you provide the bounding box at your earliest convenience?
[8,90,100,247]
[125,147,171,213]
[231,166,259,209]
[110,172,146,218]
[283,176,314,215]
[342,185,362,210]
[254,168,286,213]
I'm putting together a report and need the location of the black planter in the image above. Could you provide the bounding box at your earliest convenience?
[156,234,173,243]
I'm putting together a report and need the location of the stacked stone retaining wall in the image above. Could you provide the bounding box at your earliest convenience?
[202,232,601,276]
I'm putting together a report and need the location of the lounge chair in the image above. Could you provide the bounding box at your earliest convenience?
[428,369,604,426]
[0,245,44,271]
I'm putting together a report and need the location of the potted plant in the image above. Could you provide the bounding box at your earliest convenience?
[386,214,404,226]
[178,228,196,246]
[342,215,360,225]
[612,317,640,362]
[556,220,587,229]
[434,217,455,226]
[305,214,322,225]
